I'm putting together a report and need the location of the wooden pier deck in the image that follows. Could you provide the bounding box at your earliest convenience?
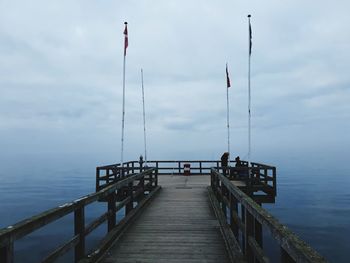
[103,175,233,263]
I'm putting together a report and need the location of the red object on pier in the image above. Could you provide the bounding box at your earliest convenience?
[184,163,191,176]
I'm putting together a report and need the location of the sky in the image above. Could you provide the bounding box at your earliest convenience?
[0,0,349,169]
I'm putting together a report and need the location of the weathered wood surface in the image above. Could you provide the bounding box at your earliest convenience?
[102,175,235,263]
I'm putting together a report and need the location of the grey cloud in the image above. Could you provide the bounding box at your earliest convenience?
[0,0,349,161]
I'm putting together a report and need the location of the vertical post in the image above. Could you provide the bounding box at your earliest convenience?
[126,182,133,214]
[230,194,239,239]
[96,167,100,191]
[221,182,227,217]
[149,170,153,189]
[255,218,263,249]
[247,15,252,169]
[178,161,181,175]
[140,173,145,199]
[273,167,277,195]
[226,63,231,165]
[199,162,202,174]
[141,68,148,166]
[216,175,220,199]
[120,22,128,167]
[0,241,14,263]
[132,162,135,174]
[74,207,85,262]
[154,169,158,187]
[106,169,110,184]
[255,202,263,249]
[107,194,116,232]
[241,205,246,253]
[245,210,254,262]
[281,247,295,263]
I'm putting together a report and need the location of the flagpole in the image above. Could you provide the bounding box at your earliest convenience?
[141,68,148,166]
[248,15,252,169]
[226,63,231,166]
[120,22,128,170]
[226,71,230,166]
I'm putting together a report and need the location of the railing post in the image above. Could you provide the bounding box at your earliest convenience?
[106,168,110,184]
[221,182,227,217]
[273,167,277,195]
[140,173,145,199]
[264,168,268,184]
[149,170,153,189]
[245,209,255,263]
[132,162,135,174]
[199,162,202,174]
[281,247,295,263]
[74,207,85,262]
[178,161,181,175]
[126,182,133,214]
[255,203,263,249]
[0,240,14,263]
[155,169,158,187]
[215,174,220,200]
[230,194,239,239]
[241,205,246,253]
[96,167,100,191]
[107,194,116,231]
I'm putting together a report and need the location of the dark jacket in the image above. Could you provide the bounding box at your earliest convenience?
[221,153,229,167]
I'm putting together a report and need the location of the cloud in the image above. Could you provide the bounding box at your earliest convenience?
[0,0,349,163]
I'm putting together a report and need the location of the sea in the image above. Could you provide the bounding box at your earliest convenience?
[0,153,349,262]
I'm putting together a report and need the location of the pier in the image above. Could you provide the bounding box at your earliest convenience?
[0,160,327,262]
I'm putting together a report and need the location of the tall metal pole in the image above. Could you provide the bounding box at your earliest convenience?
[141,68,148,165]
[121,22,128,169]
[226,63,231,166]
[248,15,252,169]
[121,53,126,166]
[226,73,230,165]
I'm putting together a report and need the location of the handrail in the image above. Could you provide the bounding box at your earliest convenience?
[210,168,327,263]
[96,160,276,198]
[0,168,159,263]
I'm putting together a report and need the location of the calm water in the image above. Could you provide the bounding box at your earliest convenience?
[0,155,349,262]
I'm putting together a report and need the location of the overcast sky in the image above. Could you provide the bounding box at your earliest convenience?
[0,0,349,168]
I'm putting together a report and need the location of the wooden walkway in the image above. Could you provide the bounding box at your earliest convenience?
[102,175,232,263]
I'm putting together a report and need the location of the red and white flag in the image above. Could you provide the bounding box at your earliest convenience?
[226,64,231,88]
[124,22,128,56]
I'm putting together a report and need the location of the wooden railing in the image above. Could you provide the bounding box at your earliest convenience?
[0,168,159,263]
[210,168,327,263]
[96,160,276,194]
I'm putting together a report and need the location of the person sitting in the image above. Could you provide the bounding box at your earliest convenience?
[235,156,242,167]
[235,156,247,178]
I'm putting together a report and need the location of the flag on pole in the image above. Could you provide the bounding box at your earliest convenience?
[124,22,128,56]
[249,18,252,56]
[226,63,231,88]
